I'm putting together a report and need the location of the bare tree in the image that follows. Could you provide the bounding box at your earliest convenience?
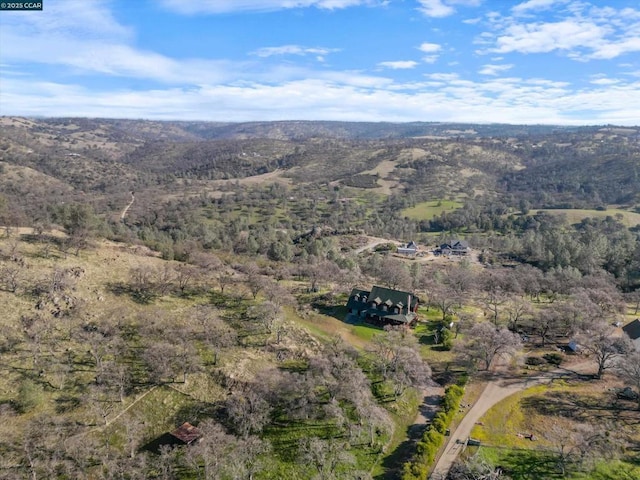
[217,271,235,294]
[615,351,640,409]
[504,296,533,332]
[193,306,237,365]
[174,263,199,295]
[380,256,411,290]
[0,262,22,293]
[624,290,640,315]
[369,327,431,397]
[299,437,356,480]
[577,323,634,378]
[431,284,460,322]
[456,322,522,370]
[225,389,272,438]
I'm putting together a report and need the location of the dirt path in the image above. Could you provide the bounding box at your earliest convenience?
[354,236,394,254]
[429,361,594,479]
[120,192,135,220]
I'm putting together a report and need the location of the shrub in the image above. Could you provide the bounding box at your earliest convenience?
[402,383,465,478]
[17,379,43,413]
[543,352,563,366]
[525,356,546,366]
[441,328,454,350]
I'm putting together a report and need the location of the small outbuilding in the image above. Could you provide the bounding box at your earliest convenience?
[143,422,202,454]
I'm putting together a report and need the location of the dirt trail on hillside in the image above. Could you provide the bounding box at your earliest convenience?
[120,192,135,220]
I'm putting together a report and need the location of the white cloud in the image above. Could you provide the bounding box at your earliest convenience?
[492,20,608,54]
[512,0,562,16]
[159,0,376,14]
[482,3,640,61]
[590,77,619,85]
[589,37,640,60]
[479,64,513,76]
[252,45,339,58]
[418,42,442,53]
[417,0,482,18]
[418,43,442,63]
[3,74,638,125]
[377,61,419,69]
[2,0,639,126]
[417,0,454,17]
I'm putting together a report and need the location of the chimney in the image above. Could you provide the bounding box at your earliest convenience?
[407,295,411,314]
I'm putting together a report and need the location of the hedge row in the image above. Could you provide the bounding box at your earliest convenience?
[401,384,465,480]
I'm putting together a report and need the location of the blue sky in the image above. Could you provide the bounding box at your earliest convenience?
[1,0,639,124]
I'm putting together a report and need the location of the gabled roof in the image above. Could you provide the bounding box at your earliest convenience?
[346,288,370,310]
[369,286,420,308]
[622,319,640,340]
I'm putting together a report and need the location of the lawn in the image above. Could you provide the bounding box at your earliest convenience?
[401,200,464,221]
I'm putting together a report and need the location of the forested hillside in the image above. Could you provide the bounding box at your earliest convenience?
[0,117,639,480]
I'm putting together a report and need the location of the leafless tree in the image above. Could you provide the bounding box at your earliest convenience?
[225,389,272,438]
[0,262,22,293]
[456,322,522,370]
[577,323,634,378]
[174,263,199,294]
[615,351,640,409]
[624,290,640,315]
[299,437,356,480]
[369,327,431,396]
[380,256,411,290]
[247,269,266,299]
[431,284,460,322]
[447,456,509,479]
[217,271,235,294]
[504,296,533,332]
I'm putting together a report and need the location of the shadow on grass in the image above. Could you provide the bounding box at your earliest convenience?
[494,448,561,479]
[521,391,637,423]
[106,282,157,304]
[375,392,443,480]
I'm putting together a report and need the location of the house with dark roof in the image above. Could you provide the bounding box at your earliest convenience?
[436,239,470,256]
[346,285,420,328]
[622,319,640,351]
[397,241,418,256]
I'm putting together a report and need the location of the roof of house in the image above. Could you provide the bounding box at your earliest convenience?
[378,312,416,324]
[346,288,370,310]
[171,422,201,444]
[369,285,420,308]
[347,286,420,313]
[142,422,202,454]
[441,239,470,249]
[622,319,640,340]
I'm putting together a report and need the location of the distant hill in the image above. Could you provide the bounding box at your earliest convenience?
[1,117,638,223]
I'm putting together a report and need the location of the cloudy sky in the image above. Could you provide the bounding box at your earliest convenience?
[0,0,639,124]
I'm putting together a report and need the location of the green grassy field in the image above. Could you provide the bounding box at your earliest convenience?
[401,200,464,220]
[469,381,640,479]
